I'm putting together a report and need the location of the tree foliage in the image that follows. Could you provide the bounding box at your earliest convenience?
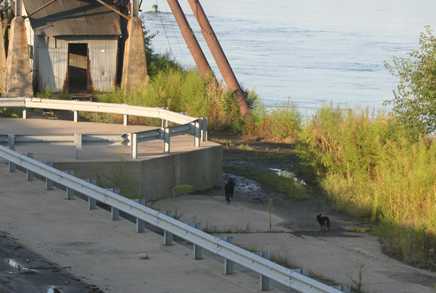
[386,26,436,134]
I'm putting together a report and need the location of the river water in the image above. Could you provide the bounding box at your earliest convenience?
[141,0,436,113]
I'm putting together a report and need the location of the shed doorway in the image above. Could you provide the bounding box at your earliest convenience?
[68,43,89,92]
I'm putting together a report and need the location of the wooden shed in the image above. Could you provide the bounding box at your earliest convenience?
[23,0,123,93]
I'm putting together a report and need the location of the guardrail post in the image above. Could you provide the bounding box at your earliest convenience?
[164,128,171,153]
[22,109,27,120]
[163,230,173,246]
[201,118,208,142]
[65,170,75,200]
[131,133,138,159]
[123,114,128,126]
[193,244,203,260]
[111,207,120,221]
[224,236,234,275]
[74,133,82,159]
[161,119,169,129]
[45,177,54,190]
[89,197,97,210]
[7,134,15,150]
[8,161,16,173]
[136,218,145,233]
[194,121,201,148]
[25,153,34,181]
[73,111,78,122]
[259,250,271,291]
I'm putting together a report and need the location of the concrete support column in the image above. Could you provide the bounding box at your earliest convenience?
[163,230,173,246]
[73,111,78,122]
[164,128,171,153]
[121,17,148,91]
[186,0,249,116]
[5,16,33,97]
[166,0,214,79]
[193,244,203,260]
[123,114,128,126]
[22,109,27,119]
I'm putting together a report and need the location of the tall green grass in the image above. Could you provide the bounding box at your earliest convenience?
[96,68,243,131]
[244,101,301,143]
[300,107,436,269]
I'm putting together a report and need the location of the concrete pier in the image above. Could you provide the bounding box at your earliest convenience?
[5,17,33,97]
[121,17,148,91]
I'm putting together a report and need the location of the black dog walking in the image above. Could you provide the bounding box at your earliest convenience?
[316,214,330,232]
[224,178,235,204]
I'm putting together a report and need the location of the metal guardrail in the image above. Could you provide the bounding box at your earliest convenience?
[0,134,128,145]
[0,97,208,158]
[0,97,198,125]
[0,145,343,293]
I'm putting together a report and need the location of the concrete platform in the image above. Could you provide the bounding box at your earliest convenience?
[0,166,285,293]
[0,118,216,162]
[0,118,223,201]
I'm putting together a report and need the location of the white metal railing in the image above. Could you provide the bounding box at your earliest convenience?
[0,97,208,158]
[0,144,343,293]
[0,134,127,145]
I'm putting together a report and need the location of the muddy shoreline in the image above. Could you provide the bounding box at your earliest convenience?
[0,232,102,293]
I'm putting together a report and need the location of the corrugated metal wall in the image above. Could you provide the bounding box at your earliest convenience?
[35,36,118,92]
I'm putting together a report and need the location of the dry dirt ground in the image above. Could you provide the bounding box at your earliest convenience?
[152,194,436,293]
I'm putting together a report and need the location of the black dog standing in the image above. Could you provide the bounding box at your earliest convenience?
[316,214,330,232]
[224,178,235,204]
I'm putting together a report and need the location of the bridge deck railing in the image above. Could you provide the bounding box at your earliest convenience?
[0,97,208,158]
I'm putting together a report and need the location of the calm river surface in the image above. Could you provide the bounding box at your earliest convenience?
[142,0,436,113]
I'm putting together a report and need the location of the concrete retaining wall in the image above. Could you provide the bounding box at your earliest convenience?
[53,146,222,201]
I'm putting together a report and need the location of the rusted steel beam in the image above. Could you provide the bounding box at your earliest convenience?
[93,0,130,20]
[27,0,57,17]
[166,0,214,80]
[186,0,249,116]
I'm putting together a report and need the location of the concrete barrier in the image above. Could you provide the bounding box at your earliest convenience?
[53,146,223,201]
